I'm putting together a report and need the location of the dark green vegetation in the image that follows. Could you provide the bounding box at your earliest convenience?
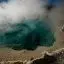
[0,19,55,50]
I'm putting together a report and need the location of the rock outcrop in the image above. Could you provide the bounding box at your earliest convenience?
[27,48,64,64]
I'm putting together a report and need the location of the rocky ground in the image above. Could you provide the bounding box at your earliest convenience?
[0,48,64,64]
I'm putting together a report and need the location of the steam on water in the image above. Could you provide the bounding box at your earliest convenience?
[0,0,55,50]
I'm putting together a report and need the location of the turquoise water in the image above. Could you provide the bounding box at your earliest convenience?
[0,19,55,50]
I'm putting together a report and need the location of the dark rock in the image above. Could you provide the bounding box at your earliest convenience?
[31,54,57,64]
[30,48,64,64]
[13,61,23,64]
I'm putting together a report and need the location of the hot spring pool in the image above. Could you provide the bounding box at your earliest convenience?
[0,19,55,50]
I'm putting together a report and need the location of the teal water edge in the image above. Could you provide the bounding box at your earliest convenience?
[0,19,55,50]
